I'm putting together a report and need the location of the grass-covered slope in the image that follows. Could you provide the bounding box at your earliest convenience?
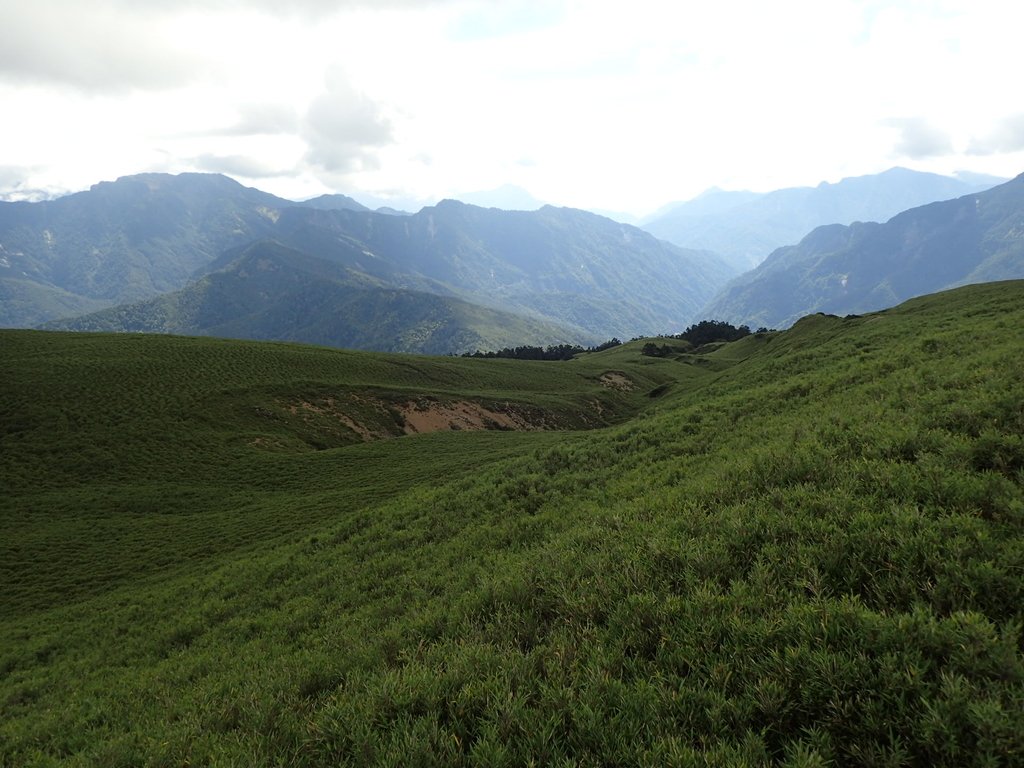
[2,282,1023,765]
[1,330,687,617]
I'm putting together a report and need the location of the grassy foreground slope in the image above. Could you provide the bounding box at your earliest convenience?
[2,282,1024,765]
[1,331,688,617]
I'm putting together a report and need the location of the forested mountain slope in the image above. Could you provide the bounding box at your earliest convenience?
[47,239,587,354]
[3,173,734,347]
[701,172,1024,328]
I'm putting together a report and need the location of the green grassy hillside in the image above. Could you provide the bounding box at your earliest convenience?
[1,330,690,617]
[2,282,1023,765]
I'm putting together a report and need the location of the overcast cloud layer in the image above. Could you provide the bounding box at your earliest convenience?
[0,0,1021,213]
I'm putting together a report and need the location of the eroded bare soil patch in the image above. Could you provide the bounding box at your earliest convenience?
[269,392,565,449]
[397,398,543,435]
[599,371,636,391]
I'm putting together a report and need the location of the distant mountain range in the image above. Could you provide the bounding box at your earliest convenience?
[0,173,284,326]
[457,184,546,211]
[700,172,1024,328]
[298,193,410,216]
[46,240,578,354]
[643,168,1006,270]
[4,172,734,352]
[8,168,1022,354]
[297,193,372,213]
[259,200,732,340]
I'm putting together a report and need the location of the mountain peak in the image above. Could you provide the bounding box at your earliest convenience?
[456,184,545,210]
[98,172,240,191]
[433,198,468,209]
[298,193,370,213]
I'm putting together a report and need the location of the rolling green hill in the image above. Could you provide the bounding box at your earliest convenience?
[44,240,589,355]
[701,172,1024,328]
[2,281,1023,765]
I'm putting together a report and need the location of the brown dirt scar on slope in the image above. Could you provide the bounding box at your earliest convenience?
[599,371,637,391]
[270,393,560,448]
[397,399,544,435]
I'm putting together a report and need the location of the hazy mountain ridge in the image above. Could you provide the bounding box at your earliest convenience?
[0,173,290,320]
[643,167,1006,269]
[642,187,762,223]
[457,184,546,211]
[297,193,372,213]
[12,167,1017,353]
[699,172,1024,328]
[277,199,734,338]
[51,200,735,348]
[0,276,110,328]
[46,239,584,354]
[2,172,734,348]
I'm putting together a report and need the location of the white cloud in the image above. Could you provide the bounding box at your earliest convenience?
[0,0,1022,214]
[884,118,954,160]
[0,164,59,201]
[0,2,207,91]
[968,114,1024,156]
[214,103,301,137]
[191,154,297,179]
[301,69,395,176]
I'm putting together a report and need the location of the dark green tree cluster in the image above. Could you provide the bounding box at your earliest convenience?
[640,320,773,357]
[588,337,623,353]
[640,342,682,358]
[463,339,622,361]
[674,319,760,346]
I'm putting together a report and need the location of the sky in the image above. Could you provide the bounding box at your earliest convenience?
[0,0,1022,216]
